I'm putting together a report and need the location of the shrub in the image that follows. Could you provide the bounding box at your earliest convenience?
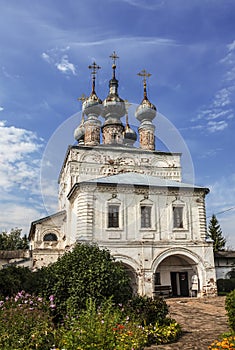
[208,335,235,349]
[124,295,169,326]
[56,298,148,350]
[0,291,55,350]
[42,243,132,317]
[146,318,182,346]
[217,278,235,295]
[225,290,235,332]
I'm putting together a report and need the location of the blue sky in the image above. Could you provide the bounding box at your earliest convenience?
[0,0,234,247]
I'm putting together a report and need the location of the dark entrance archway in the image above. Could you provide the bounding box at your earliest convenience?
[154,254,198,297]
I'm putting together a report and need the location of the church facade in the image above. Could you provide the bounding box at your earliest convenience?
[29,53,217,297]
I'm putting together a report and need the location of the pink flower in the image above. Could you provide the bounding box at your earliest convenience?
[49,295,54,302]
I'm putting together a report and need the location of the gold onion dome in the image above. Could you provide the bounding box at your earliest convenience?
[124,123,137,145]
[135,69,156,122]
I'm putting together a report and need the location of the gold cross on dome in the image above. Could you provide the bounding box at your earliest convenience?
[110,51,119,66]
[88,61,101,77]
[77,93,87,103]
[137,69,152,84]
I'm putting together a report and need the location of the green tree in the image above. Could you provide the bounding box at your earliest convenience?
[42,243,132,316]
[0,228,29,250]
[208,214,226,252]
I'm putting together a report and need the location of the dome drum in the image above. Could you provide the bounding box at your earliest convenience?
[102,123,124,145]
[84,119,101,146]
[138,124,155,150]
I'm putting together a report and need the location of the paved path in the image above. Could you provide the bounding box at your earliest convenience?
[145,296,229,350]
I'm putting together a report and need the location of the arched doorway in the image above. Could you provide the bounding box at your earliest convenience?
[154,254,199,297]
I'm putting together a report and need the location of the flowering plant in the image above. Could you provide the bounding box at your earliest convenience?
[0,291,55,350]
[208,335,235,349]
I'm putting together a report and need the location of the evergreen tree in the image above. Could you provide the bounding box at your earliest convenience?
[208,214,226,252]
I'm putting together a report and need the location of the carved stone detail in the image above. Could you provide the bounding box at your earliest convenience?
[102,124,124,145]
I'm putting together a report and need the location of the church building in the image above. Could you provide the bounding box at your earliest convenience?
[29,52,217,297]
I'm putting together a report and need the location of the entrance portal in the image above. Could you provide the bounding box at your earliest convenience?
[155,254,198,297]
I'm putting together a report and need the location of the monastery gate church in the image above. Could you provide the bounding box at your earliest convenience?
[29,53,217,298]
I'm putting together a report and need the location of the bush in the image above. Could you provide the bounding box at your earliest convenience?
[124,295,169,326]
[0,291,55,350]
[0,266,33,297]
[225,290,235,332]
[208,335,235,349]
[146,318,182,346]
[0,292,181,349]
[42,243,132,317]
[217,278,235,295]
[56,298,148,350]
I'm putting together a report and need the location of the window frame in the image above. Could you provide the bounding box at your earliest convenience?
[173,205,184,229]
[107,204,120,228]
[43,233,58,242]
[140,205,152,229]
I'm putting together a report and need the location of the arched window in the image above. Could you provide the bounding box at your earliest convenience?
[43,233,58,242]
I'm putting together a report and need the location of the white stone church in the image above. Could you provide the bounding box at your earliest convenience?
[29,53,217,298]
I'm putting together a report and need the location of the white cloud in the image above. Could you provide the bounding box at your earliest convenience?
[207,120,228,133]
[0,106,4,112]
[41,48,77,76]
[227,40,235,52]
[56,55,76,75]
[0,120,43,190]
[0,202,46,235]
[41,52,51,63]
[111,0,165,10]
[194,42,235,132]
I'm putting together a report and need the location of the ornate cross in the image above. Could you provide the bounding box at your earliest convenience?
[137,69,152,98]
[77,93,87,122]
[88,61,101,92]
[77,93,87,103]
[137,69,152,84]
[109,51,119,66]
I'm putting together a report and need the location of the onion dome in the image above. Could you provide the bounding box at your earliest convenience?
[135,69,156,123]
[102,51,126,120]
[123,123,137,146]
[74,114,85,144]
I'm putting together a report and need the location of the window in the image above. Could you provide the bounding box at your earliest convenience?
[43,233,58,241]
[173,206,183,228]
[141,206,151,228]
[108,205,119,228]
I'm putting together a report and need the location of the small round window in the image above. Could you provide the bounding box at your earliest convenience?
[43,233,58,242]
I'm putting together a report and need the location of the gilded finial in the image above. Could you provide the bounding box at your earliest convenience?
[77,93,87,123]
[109,51,119,78]
[88,61,101,93]
[77,93,87,103]
[137,69,152,99]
